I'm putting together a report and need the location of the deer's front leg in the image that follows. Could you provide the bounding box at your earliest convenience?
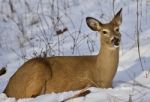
[97,81,113,88]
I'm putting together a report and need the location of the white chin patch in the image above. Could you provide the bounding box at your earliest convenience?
[113,45,119,48]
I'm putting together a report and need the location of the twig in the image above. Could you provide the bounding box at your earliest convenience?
[136,0,144,71]
[61,90,91,102]
[115,80,150,90]
[0,67,7,76]
[9,0,16,14]
[129,95,133,102]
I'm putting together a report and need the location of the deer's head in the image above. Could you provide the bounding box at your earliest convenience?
[86,9,122,48]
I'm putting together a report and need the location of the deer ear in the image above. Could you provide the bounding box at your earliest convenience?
[86,17,102,31]
[113,8,122,25]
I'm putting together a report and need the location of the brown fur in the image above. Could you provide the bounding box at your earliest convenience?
[4,9,122,99]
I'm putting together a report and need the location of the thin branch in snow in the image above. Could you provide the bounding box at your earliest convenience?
[136,0,144,71]
[9,0,16,14]
[61,90,91,102]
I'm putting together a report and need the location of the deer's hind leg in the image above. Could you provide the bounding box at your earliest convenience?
[25,61,52,98]
[26,76,47,98]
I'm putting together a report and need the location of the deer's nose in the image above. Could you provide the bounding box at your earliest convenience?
[111,37,120,46]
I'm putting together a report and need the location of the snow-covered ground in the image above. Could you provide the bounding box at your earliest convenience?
[0,0,150,102]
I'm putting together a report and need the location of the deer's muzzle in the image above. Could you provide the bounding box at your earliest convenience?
[111,37,120,47]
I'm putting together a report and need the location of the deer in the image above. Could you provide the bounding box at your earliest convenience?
[4,8,122,99]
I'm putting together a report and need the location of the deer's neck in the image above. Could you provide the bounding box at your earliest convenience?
[97,45,119,66]
[95,43,119,84]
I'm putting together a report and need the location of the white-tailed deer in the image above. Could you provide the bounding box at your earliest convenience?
[4,9,122,99]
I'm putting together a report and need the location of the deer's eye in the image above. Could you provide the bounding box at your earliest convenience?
[115,27,119,32]
[102,31,108,34]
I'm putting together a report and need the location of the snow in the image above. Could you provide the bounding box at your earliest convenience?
[0,0,150,102]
